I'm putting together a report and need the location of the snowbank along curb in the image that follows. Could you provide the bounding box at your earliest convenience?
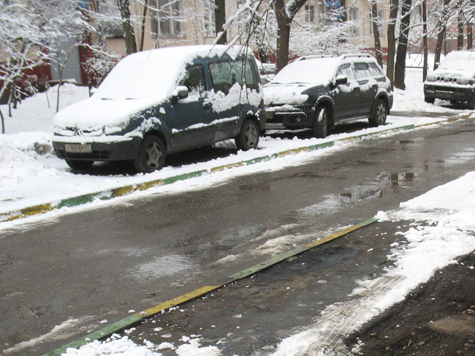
[41,217,378,356]
[0,115,469,224]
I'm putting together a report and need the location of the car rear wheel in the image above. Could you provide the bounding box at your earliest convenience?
[133,135,166,173]
[313,106,328,138]
[235,119,259,150]
[66,160,94,171]
[369,98,387,127]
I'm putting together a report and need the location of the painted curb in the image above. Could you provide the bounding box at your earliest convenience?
[41,217,378,356]
[3,115,465,225]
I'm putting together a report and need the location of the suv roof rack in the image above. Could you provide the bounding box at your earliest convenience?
[341,53,372,59]
[295,55,333,61]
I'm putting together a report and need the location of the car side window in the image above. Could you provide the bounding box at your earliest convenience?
[209,58,258,94]
[179,64,206,95]
[368,62,384,77]
[336,63,354,80]
[354,62,371,79]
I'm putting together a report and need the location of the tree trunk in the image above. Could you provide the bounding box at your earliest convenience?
[458,10,464,50]
[117,0,137,55]
[468,25,473,49]
[371,0,383,66]
[0,108,4,134]
[386,0,399,88]
[422,0,429,80]
[275,0,291,73]
[394,0,412,90]
[274,0,308,73]
[215,0,227,44]
[139,0,149,51]
[434,0,451,69]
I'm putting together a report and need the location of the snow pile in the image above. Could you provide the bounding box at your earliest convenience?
[267,172,475,355]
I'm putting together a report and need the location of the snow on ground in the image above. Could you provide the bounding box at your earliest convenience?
[2,68,475,355]
[0,68,467,227]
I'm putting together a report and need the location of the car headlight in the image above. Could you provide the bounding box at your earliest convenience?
[425,74,435,82]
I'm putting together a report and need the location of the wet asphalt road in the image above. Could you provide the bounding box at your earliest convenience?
[2,117,475,355]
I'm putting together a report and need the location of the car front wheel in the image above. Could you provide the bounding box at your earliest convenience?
[133,135,166,173]
[235,119,259,150]
[369,98,387,127]
[313,106,328,138]
[467,93,475,110]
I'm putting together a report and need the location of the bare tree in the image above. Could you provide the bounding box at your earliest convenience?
[274,0,308,73]
[394,0,412,90]
[422,0,429,80]
[215,0,227,44]
[117,0,137,54]
[386,0,398,87]
[371,0,383,66]
[0,0,48,132]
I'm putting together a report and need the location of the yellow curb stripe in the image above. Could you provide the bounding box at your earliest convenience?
[210,162,246,173]
[138,285,221,317]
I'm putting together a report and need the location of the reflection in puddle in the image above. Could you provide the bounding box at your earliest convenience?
[130,255,192,281]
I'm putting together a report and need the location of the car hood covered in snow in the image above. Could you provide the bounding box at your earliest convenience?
[264,83,317,106]
[425,50,475,85]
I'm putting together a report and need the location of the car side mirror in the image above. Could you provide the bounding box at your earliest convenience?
[173,86,189,100]
[335,75,348,86]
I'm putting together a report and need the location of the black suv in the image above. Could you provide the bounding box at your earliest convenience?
[424,50,475,108]
[264,54,393,138]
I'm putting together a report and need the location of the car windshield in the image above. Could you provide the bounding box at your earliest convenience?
[271,58,339,84]
[439,51,475,71]
[94,49,188,101]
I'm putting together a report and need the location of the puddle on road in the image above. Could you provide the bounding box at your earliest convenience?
[300,171,415,220]
[129,255,193,281]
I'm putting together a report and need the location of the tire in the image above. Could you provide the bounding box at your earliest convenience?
[66,159,94,171]
[312,106,328,138]
[424,96,435,104]
[467,94,475,110]
[235,119,259,150]
[133,135,166,173]
[369,98,387,127]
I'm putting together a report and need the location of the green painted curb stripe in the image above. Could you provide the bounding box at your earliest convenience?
[5,115,471,224]
[42,315,143,356]
[41,218,378,356]
[164,170,208,184]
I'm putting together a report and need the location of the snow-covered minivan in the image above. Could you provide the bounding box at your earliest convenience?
[52,45,265,173]
[424,50,475,108]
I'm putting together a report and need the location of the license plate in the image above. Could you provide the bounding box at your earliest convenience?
[436,91,453,99]
[65,143,92,153]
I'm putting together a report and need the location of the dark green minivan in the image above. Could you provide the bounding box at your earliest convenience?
[52,45,265,173]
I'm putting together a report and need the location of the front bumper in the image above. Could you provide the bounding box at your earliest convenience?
[424,83,474,102]
[265,106,313,129]
[53,136,141,161]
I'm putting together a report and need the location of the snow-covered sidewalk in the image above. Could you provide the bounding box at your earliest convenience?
[0,69,470,228]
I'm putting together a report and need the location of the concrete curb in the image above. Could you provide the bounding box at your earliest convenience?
[41,217,377,356]
[4,116,464,224]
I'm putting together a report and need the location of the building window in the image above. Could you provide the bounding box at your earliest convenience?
[349,7,359,35]
[204,0,216,37]
[369,9,385,35]
[305,5,315,23]
[151,0,182,38]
